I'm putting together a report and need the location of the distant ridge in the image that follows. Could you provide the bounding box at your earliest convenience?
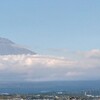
[0,37,36,55]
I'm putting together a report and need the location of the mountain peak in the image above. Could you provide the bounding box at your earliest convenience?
[0,37,14,44]
[0,37,36,55]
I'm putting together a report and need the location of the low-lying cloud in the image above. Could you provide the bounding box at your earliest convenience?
[0,49,100,81]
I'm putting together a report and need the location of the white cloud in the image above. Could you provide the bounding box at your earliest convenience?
[0,49,100,81]
[78,49,100,59]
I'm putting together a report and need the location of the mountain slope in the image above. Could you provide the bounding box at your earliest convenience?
[0,37,36,55]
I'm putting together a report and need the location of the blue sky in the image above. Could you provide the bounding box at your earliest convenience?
[0,0,100,55]
[0,0,100,81]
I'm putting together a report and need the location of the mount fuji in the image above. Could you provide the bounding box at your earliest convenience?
[0,37,36,55]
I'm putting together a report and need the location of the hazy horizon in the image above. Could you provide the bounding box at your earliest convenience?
[0,0,100,82]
